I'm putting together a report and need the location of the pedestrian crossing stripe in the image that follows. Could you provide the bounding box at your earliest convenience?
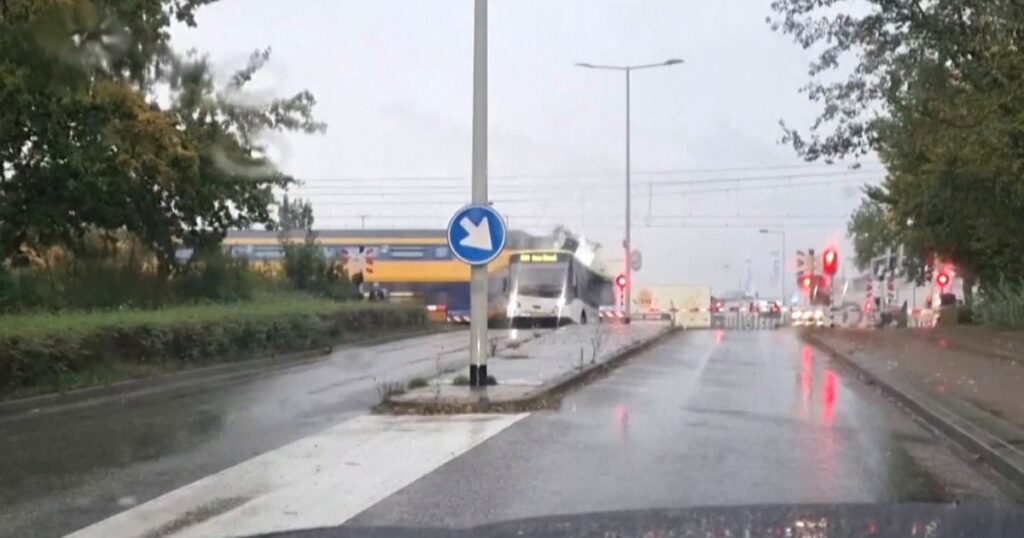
[67,414,527,538]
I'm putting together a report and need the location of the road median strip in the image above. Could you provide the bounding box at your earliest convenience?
[378,324,679,414]
[803,330,1024,493]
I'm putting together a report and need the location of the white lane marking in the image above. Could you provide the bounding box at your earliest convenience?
[66,413,527,538]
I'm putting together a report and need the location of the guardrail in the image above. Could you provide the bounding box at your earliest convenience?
[712,313,783,330]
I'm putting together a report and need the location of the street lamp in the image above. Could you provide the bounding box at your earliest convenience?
[575,58,683,321]
[759,228,787,313]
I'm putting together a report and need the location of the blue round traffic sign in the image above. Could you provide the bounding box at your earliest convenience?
[447,204,507,265]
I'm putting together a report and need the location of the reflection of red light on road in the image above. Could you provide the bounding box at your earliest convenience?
[800,346,813,405]
[614,403,630,443]
[938,338,949,349]
[822,370,836,425]
[715,330,723,345]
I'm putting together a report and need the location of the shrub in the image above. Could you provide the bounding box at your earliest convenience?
[176,249,257,303]
[0,302,426,393]
[0,233,270,312]
[0,232,177,311]
[452,374,470,386]
[282,238,353,299]
[72,262,165,309]
[407,376,429,389]
[974,283,1024,328]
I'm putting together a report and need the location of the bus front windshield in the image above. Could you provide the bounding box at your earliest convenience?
[512,262,570,298]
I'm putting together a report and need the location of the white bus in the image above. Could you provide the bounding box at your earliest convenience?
[505,250,613,327]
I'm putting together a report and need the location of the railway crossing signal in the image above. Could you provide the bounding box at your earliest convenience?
[822,248,838,276]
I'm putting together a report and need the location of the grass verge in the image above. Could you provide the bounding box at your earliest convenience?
[0,295,433,400]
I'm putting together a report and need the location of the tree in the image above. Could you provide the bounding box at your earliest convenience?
[278,196,315,232]
[0,0,324,270]
[847,197,898,271]
[771,0,1024,293]
[769,0,1024,161]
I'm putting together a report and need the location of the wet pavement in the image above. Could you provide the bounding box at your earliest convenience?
[351,329,1009,529]
[813,329,1024,429]
[390,323,669,408]
[0,330,499,538]
[4,328,1014,538]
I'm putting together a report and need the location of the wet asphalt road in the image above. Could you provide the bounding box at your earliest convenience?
[2,327,1012,538]
[350,329,1009,530]
[0,331,477,538]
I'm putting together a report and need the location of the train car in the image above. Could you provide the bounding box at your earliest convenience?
[220,229,542,322]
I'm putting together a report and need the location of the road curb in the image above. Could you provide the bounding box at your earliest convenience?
[803,330,1024,491]
[378,326,680,414]
[0,326,451,419]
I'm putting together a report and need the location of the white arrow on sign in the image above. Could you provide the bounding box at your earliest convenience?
[459,216,492,251]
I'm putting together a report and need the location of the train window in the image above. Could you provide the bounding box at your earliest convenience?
[434,247,449,259]
[253,246,283,259]
[390,249,425,258]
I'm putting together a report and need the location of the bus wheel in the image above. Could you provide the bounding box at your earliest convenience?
[580,311,588,325]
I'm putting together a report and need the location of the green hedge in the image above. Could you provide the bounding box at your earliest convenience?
[975,283,1024,328]
[0,301,426,392]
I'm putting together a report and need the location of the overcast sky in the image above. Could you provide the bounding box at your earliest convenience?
[170,0,880,297]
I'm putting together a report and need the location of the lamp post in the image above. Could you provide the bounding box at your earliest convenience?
[575,59,683,321]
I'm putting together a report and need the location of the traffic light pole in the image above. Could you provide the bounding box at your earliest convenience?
[468,0,488,387]
[624,69,632,323]
[781,232,786,316]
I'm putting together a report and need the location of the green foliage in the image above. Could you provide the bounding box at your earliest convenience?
[282,236,352,300]
[0,300,426,392]
[176,248,256,303]
[847,198,900,271]
[278,196,315,232]
[407,376,428,389]
[974,283,1024,329]
[0,0,324,269]
[0,235,267,311]
[773,0,1024,292]
[769,0,1024,161]
[273,197,352,299]
[451,374,469,386]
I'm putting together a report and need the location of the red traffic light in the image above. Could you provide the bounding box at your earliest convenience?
[936,272,950,288]
[800,275,814,289]
[615,274,627,289]
[822,248,838,275]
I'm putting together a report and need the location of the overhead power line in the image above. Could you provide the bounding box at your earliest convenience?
[636,161,879,175]
[640,169,881,186]
[306,176,878,205]
[295,161,882,184]
[294,168,881,193]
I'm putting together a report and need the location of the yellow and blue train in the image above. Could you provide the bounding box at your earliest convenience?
[220,229,545,322]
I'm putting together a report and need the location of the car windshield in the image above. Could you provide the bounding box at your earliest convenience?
[4,1,1024,537]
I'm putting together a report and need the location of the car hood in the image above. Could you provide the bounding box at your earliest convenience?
[250,503,1024,538]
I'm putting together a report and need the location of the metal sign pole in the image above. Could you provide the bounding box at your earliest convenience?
[469,0,488,387]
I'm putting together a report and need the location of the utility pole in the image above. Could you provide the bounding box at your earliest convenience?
[468,0,489,387]
[357,214,369,229]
